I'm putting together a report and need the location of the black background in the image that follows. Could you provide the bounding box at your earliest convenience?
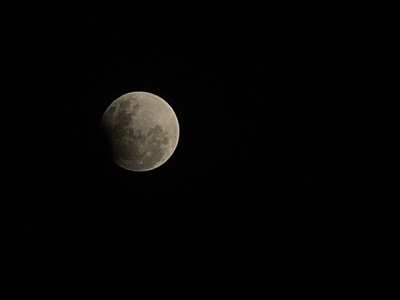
[13,7,337,247]
[3,5,381,294]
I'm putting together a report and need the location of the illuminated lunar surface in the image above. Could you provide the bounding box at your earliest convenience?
[102,92,179,171]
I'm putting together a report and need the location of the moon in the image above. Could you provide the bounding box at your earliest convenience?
[102,92,179,172]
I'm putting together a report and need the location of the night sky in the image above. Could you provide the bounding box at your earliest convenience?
[17,9,329,245]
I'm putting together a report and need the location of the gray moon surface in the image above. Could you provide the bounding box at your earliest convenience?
[102,92,179,172]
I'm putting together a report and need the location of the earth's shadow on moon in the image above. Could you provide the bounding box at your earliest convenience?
[97,117,174,179]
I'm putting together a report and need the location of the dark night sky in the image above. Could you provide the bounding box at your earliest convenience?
[4,6,376,294]
[14,9,336,243]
